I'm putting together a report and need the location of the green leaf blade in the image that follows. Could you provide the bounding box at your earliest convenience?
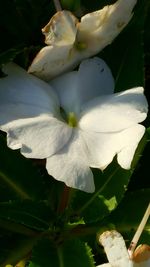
[29,238,95,267]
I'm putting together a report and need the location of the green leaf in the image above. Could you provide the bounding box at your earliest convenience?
[108,189,150,244]
[0,135,47,201]
[72,162,131,223]
[0,200,54,231]
[29,238,95,267]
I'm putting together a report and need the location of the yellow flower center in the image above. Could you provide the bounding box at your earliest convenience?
[68,112,78,127]
[76,41,87,50]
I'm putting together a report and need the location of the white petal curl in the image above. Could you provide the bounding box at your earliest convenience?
[28,45,80,81]
[79,87,148,133]
[81,124,145,170]
[3,116,72,159]
[78,0,137,55]
[42,10,78,46]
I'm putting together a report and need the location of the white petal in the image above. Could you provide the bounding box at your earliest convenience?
[0,63,59,123]
[0,103,44,126]
[28,10,79,81]
[99,231,131,267]
[46,130,95,193]
[28,0,137,80]
[2,115,72,159]
[50,71,81,115]
[42,10,78,46]
[77,57,114,102]
[117,125,145,169]
[81,125,145,170]
[50,57,114,115]
[77,0,137,55]
[28,44,80,81]
[79,87,148,133]
[81,131,117,169]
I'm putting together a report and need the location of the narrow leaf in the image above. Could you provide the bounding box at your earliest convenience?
[0,200,54,231]
[0,135,46,201]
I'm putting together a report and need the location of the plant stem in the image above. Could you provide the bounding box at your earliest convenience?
[57,247,64,267]
[128,202,150,257]
[53,0,62,11]
[57,185,71,214]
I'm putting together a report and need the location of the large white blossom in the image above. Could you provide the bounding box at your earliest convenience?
[0,58,148,192]
[28,0,137,80]
[97,231,150,267]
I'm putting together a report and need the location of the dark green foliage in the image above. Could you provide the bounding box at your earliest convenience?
[108,189,150,244]
[0,135,47,201]
[0,200,54,231]
[29,238,95,267]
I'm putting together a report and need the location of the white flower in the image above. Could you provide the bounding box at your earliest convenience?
[97,231,150,267]
[0,58,148,192]
[28,0,137,81]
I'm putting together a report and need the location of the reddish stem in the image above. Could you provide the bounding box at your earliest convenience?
[57,185,71,214]
[53,0,62,11]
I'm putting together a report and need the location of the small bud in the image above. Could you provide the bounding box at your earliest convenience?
[132,244,150,263]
